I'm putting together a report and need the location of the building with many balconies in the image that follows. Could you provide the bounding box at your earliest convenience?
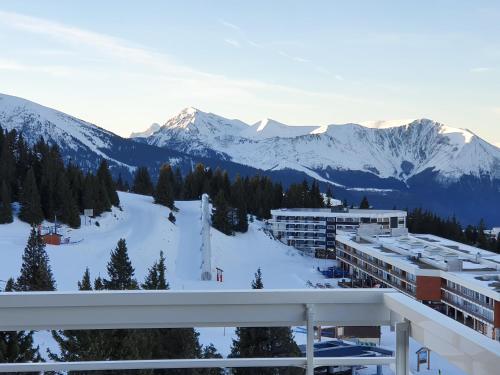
[269,207,407,256]
[335,227,500,341]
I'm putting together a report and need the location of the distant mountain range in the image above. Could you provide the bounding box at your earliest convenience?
[1,93,499,225]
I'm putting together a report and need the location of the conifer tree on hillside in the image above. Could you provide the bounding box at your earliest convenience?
[141,251,169,290]
[103,239,138,290]
[251,268,264,290]
[97,179,112,214]
[95,240,149,374]
[173,167,183,199]
[231,175,248,233]
[0,180,13,224]
[0,130,17,199]
[0,279,42,370]
[19,168,44,225]
[231,269,302,375]
[141,252,207,374]
[132,166,154,196]
[359,196,370,209]
[200,344,224,375]
[78,267,92,291]
[211,191,233,235]
[154,164,175,209]
[15,227,56,291]
[51,268,108,372]
[94,276,104,291]
[97,159,120,207]
[55,172,81,228]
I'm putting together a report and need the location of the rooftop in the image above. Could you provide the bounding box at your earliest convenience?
[271,207,407,217]
[336,230,500,299]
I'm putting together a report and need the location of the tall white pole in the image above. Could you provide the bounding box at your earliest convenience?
[201,194,212,281]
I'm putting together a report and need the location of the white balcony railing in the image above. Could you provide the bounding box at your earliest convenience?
[0,289,498,375]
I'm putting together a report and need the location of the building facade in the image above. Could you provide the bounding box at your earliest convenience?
[269,207,407,255]
[336,229,500,341]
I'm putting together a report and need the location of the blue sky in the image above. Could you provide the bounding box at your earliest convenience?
[0,0,499,145]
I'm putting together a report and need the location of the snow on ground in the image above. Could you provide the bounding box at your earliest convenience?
[0,192,465,373]
[1,192,331,291]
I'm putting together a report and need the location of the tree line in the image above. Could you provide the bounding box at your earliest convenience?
[407,208,500,253]
[0,227,303,375]
[130,163,326,235]
[0,126,120,228]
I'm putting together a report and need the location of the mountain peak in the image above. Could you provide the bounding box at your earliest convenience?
[130,123,161,138]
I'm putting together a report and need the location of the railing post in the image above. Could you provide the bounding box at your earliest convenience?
[306,304,315,375]
[395,321,410,375]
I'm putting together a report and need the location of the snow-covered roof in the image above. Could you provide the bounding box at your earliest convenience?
[336,231,500,300]
[271,208,407,218]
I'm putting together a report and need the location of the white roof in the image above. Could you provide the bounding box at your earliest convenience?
[336,231,500,300]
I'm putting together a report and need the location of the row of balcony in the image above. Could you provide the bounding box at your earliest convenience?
[338,253,416,298]
[337,247,416,286]
[441,292,494,324]
[441,285,494,310]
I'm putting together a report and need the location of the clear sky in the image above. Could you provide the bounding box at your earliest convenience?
[0,0,499,146]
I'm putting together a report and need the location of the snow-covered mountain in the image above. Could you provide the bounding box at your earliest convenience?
[134,107,500,185]
[1,93,498,224]
[0,93,193,176]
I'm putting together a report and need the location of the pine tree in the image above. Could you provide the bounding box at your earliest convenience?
[359,196,370,209]
[50,268,108,372]
[97,179,112,213]
[94,276,104,290]
[231,175,248,233]
[132,166,154,196]
[55,172,81,228]
[231,269,302,375]
[19,168,44,225]
[154,164,175,209]
[200,344,224,375]
[97,159,120,207]
[251,268,264,289]
[16,226,56,291]
[142,252,204,374]
[0,129,16,200]
[142,251,169,290]
[0,180,13,224]
[78,267,92,291]
[103,239,138,290]
[211,191,233,235]
[0,272,42,372]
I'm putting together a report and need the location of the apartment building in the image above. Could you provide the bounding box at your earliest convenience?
[336,227,500,341]
[269,207,407,255]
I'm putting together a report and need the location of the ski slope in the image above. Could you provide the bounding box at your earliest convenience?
[0,191,329,291]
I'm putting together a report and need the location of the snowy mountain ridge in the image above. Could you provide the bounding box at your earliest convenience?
[0,92,132,168]
[134,107,500,183]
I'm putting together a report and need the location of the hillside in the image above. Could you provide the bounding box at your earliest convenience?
[0,192,327,291]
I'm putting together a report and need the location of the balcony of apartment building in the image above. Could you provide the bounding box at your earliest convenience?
[285,224,327,232]
[441,290,494,325]
[275,216,325,225]
[0,289,498,375]
[336,247,417,292]
[441,281,495,310]
[336,251,416,298]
